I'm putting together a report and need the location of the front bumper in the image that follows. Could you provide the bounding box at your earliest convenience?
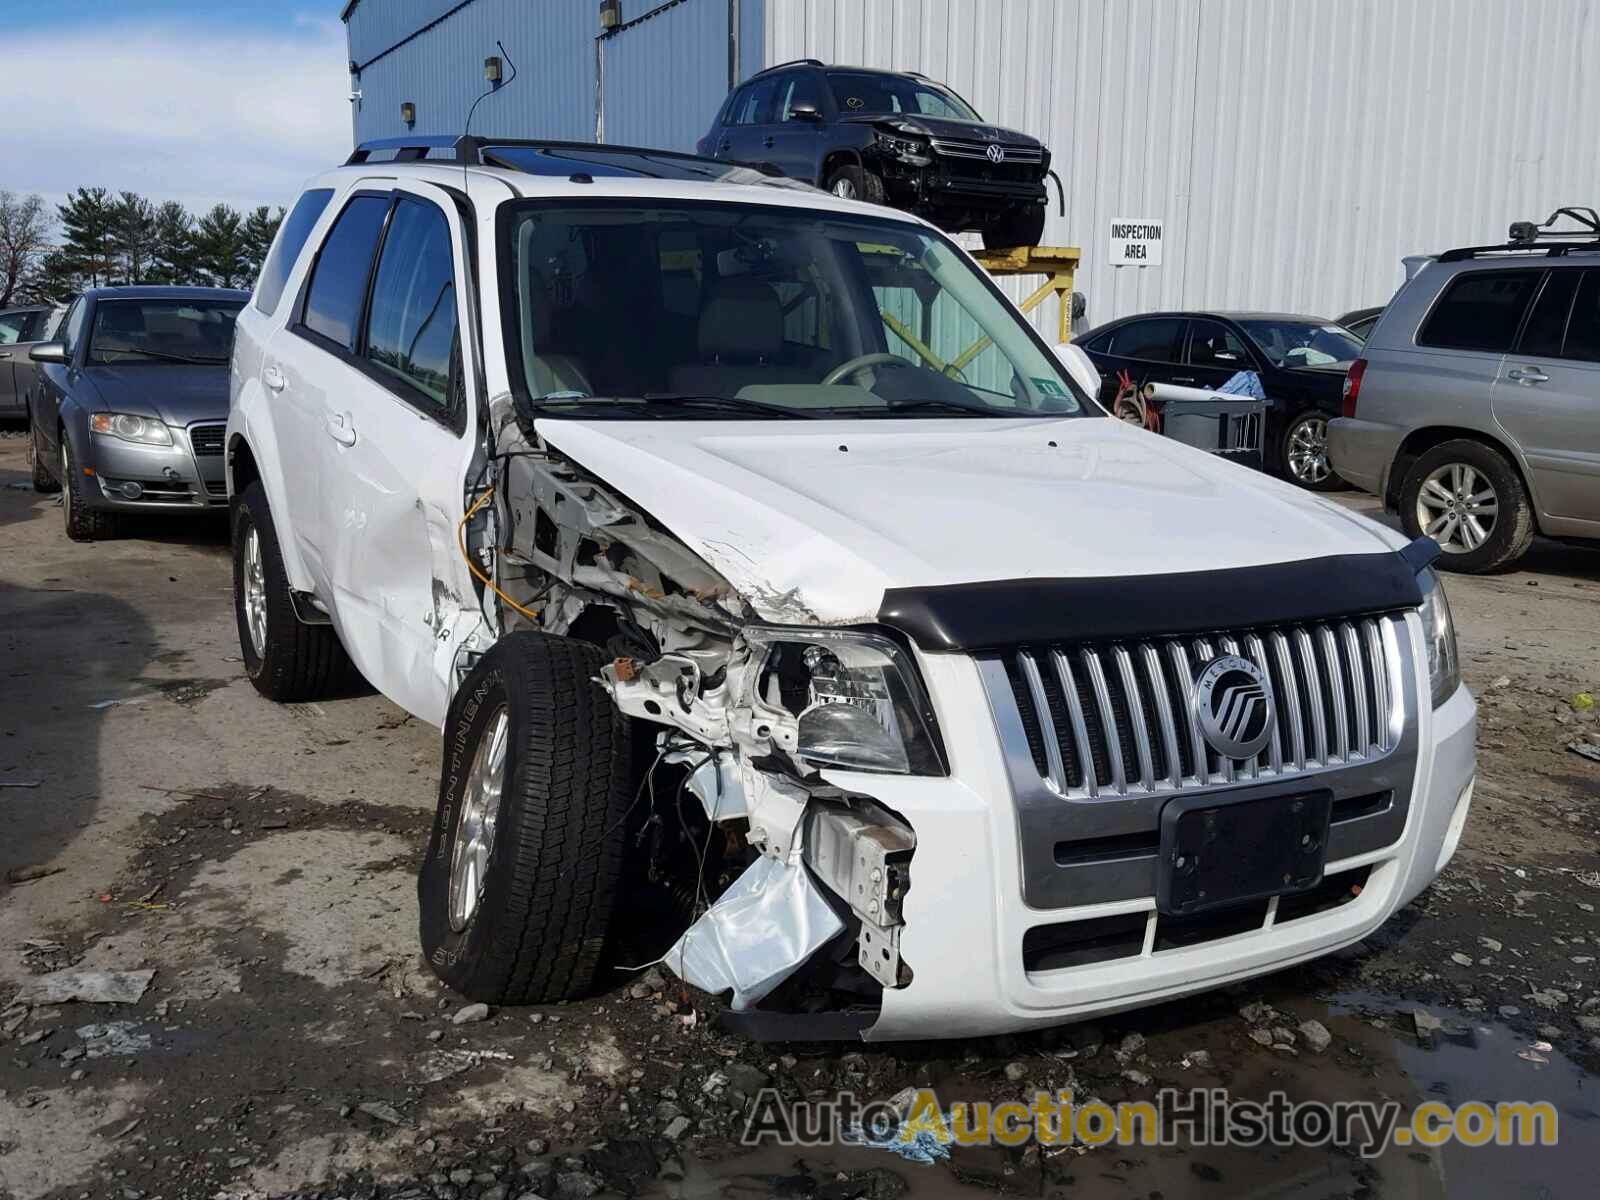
[82,421,228,512]
[1328,416,1399,497]
[823,614,1474,1041]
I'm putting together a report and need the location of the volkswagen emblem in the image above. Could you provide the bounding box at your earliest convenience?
[1193,655,1274,759]
[986,143,1005,164]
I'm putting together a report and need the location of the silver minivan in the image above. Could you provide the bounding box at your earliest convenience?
[1330,212,1600,573]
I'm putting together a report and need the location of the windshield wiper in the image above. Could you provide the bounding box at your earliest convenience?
[638,393,820,419]
[867,397,1003,417]
[93,347,225,365]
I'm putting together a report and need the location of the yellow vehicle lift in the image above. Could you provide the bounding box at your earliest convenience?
[874,244,1082,377]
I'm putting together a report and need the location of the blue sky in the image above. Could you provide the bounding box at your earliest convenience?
[0,3,352,215]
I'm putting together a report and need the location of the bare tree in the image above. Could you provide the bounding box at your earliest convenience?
[0,191,52,307]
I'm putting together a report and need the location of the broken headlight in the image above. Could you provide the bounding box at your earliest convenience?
[745,628,945,775]
[1418,568,1460,707]
[873,130,932,166]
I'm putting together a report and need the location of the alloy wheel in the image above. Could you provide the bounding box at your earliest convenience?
[1416,462,1499,554]
[1286,416,1332,484]
[448,705,510,932]
[60,445,71,524]
[242,525,269,658]
[831,178,857,199]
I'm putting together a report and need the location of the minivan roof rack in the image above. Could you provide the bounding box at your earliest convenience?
[1439,205,1600,262]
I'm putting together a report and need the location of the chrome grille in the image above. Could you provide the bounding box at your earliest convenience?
[999,615,1404,800]
[189,424,225,457]
[929,136,1044,164]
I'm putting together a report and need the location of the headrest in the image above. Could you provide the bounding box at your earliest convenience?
[698,278,782,360]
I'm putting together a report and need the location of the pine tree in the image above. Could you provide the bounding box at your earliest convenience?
[56,187,118,288]
[112,192,157,284]
[149,201,195,284]
[241,206,284,284]
[192,204,247,289]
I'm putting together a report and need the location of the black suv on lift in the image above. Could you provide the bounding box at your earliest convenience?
[698,60,1052,249]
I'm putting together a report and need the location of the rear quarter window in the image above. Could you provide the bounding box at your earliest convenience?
[1418,269,1541,353]
[256,188,334,316]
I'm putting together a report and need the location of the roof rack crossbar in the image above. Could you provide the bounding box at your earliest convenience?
[1439,204,1600,262]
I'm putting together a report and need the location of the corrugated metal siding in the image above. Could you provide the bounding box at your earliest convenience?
[766,0,1600,333]
[346,0,473,67]
[350,0,597,146]
[602,0,730,149]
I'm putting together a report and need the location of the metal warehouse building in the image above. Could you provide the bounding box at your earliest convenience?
[342,0,1600,330]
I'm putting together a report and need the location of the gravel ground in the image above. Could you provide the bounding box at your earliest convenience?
[1,437,1595,1200]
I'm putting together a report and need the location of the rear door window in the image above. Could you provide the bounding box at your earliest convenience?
[362,198,459,415]
[731,77,776,125]
[1561,270,1600,363]
[1419,269,1541,353]
[1186,319,1251,368]
[0,313,25,345]
[1107,317,1185,362]
[256,188,334,316]
[1516,270,1577,358]
[300,194,390,351]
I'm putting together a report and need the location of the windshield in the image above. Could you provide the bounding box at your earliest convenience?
[87,299,242,365]
[1237,319,1363,368]
[825,72,981,121]
[501,201,1087,421]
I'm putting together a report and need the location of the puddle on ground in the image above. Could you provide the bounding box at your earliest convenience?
[652,994,1592,1200]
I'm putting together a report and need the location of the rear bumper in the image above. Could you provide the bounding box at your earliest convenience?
[80,423,228,512]
[1328,416,1400,497]
[826,623,1474,1041]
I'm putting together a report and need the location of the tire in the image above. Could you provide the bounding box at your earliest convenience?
[981,203,1047,250]
[231,480,358,701]
[419,633,634,1004]
[29,412,58,493]
[824,164,885,205]
[1399,439,1535,574]
[60,433,116,541]
[1279,411,1344,492]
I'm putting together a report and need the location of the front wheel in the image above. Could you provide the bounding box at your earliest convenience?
[824,164,885,205]
[982,203,1046,250]
[61,434,116,541]
[1399,439,1535,573]
[1280,411,1343,491]
[419,632,635,1004]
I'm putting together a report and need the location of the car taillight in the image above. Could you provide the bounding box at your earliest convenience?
[1342,358,1367,418]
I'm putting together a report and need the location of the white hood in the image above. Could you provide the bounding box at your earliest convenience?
[534,416,1406,626]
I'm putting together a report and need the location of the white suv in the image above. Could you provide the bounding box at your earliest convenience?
[227,137,1477,1041]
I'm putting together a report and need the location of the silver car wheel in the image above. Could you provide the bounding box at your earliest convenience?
[1417,462,1499,554]
[61,445,72,523]
[448,705,510,933]
[831,177,857,199]
[1286,416,1332,484]
[242,525,269,658]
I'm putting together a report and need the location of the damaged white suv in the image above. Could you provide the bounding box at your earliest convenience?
[226,137,1476,1041]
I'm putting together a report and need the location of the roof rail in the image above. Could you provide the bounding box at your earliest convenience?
[750,57,825,77]
[1439,205,1600,262]
[344,134,798,184]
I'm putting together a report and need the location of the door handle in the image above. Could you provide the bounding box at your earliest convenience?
[719,139,731,153]
[0,351,11,359]
[326,411,357,447]
[263,364,286,392]
[762,136,775,148]
[1171,375,1196,384]
[1507,366,1548,384]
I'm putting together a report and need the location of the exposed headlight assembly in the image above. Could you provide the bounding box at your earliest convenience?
[873,130,931,166]
[1418,568,1461,707]
[743,628,945,775]
[90,412,172,446]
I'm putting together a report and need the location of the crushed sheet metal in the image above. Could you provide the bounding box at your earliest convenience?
[16,968,155,1006]
[663,855,845,1010]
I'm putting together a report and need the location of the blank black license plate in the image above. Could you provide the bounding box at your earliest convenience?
[1157,790,1332,916]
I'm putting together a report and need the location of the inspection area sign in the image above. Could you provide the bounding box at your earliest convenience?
[1109,218,1164,266]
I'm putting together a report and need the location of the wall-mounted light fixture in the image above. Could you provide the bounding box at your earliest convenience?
[400,101,416,126]
[484,55,503,85]
[600,0,622,31]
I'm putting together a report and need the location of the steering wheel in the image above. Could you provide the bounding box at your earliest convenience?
[821,352,909,387]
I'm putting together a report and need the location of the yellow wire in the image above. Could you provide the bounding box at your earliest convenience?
[457,486,541,621]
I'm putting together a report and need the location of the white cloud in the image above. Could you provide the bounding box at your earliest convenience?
[0,18,352,216]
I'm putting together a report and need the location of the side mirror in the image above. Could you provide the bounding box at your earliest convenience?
[1054,342,1102,399]
[789,103,822,122]
[29,342,66,364]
